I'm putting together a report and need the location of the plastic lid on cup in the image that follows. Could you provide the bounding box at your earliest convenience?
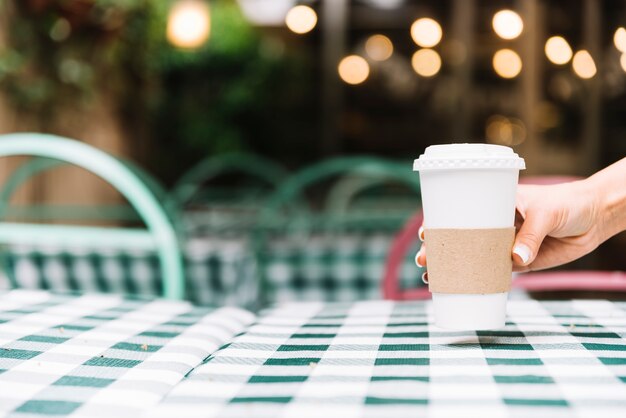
[413,143,526,171]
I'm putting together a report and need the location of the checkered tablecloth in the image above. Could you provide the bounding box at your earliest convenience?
[0,289,254,418]
[261,232,423,304]
[0,237,259,308]
[1,233,424,307]
[150,299,626,418]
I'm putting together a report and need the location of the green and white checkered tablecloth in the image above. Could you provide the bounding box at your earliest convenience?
[1,238,259,308]
[1,233,424,307]
[150,299,626,418]
[262,232,423,304]
[0,289,254,417]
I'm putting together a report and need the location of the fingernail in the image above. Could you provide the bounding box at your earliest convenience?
[415,251,423,268]
[418,226,425,241]
[513,244,531,264]
[421,272,428,284]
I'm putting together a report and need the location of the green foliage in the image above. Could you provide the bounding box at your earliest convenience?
[0,0,318,179]
[0,0,163,110]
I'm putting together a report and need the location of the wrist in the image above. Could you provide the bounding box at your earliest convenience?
[586,159,626,242]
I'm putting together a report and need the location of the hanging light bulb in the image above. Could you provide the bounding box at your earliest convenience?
[493,49,522,78]
[492,10,524,40]
[410,18,442,48]
[411,49,442,77]
[545,36,573,65]
[167,0,211,49]
[572,50,596,79]
[338,55,370,85]
[285,5,317,34]
[614,27,626,52]
[365,35,394,61]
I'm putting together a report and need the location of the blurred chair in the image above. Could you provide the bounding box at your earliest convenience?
[0,133,184,299]
[512,271,626,293]
[0,155,179,227]
[255,156,422,305]
[324,172,421,233]
[382,174,625,300]
[170,153,288,236]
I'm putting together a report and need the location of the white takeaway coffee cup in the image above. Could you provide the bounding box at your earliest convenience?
[413,144,525,330]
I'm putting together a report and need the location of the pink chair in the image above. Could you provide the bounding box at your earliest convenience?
[383,175,626,300]
[512,271,626,292]
[382,211,430,300]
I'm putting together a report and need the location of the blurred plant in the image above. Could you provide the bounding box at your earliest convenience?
[0,0,318,179]
[150,0,318,181]
[0,0,167,116]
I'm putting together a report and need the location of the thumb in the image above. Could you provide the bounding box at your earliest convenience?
[512,213,553,267]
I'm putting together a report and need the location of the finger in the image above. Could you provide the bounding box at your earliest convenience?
[418,226,425,241]
[415,245,427,268]
[512,212,554,267]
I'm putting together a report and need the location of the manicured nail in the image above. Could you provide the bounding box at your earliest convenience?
[415,250,423,267]
[421,272,429,284]
[418,226,425,241]
[513,244,531,264]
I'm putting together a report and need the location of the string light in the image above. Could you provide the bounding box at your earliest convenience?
[285,5,317,34]
[492,49,522,79]
[338,55,370,85]
[614,27,626,52]
[365,35,394,61]
[410,18,442,48]
[411,49,441,77]
[545,36,572,65]
[492,10,523,40]
[486,115,526,146]
[572,50,596,79]
[167,0,210,49]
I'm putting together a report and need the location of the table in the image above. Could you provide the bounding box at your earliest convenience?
[0,290,254,417]
[150,299,626,418]
[3,291,625,417]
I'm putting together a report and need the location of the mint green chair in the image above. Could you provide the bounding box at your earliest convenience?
[170,153,291,235]
[0,133,184,299]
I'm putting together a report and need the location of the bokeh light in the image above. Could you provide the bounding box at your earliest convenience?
[492,10,524,40]
[572,50,596,79]
[486,115,526,146]
[492,49,522,79]
[614,27,626,52]
[167,0,211,49]
[620,53,626,73]
[535,101,561,131]
[285,5,317,34]
[365,35,394,61]
[411,49,442,77]
[545,36,572,65]
[410,18,442,48]
[338,55,370,85]
[50,18,71,42]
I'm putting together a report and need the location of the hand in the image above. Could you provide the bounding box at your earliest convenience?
[415,179,604,273]
[510,180,602,271]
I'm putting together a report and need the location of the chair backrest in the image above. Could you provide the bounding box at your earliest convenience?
[512,271,626,292]
[171,153,287,206]
[255,156,422,304]
[0,156,180,227]
[0,133,184,299]
[170,153,289,235]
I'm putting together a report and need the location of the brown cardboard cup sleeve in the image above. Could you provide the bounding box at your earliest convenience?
[424,228,515,294]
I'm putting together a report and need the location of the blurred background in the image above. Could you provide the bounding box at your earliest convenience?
[0,0,624,306]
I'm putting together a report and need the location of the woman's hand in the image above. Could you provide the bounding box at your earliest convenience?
[510,180,601,271]
[416,156,626,273]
